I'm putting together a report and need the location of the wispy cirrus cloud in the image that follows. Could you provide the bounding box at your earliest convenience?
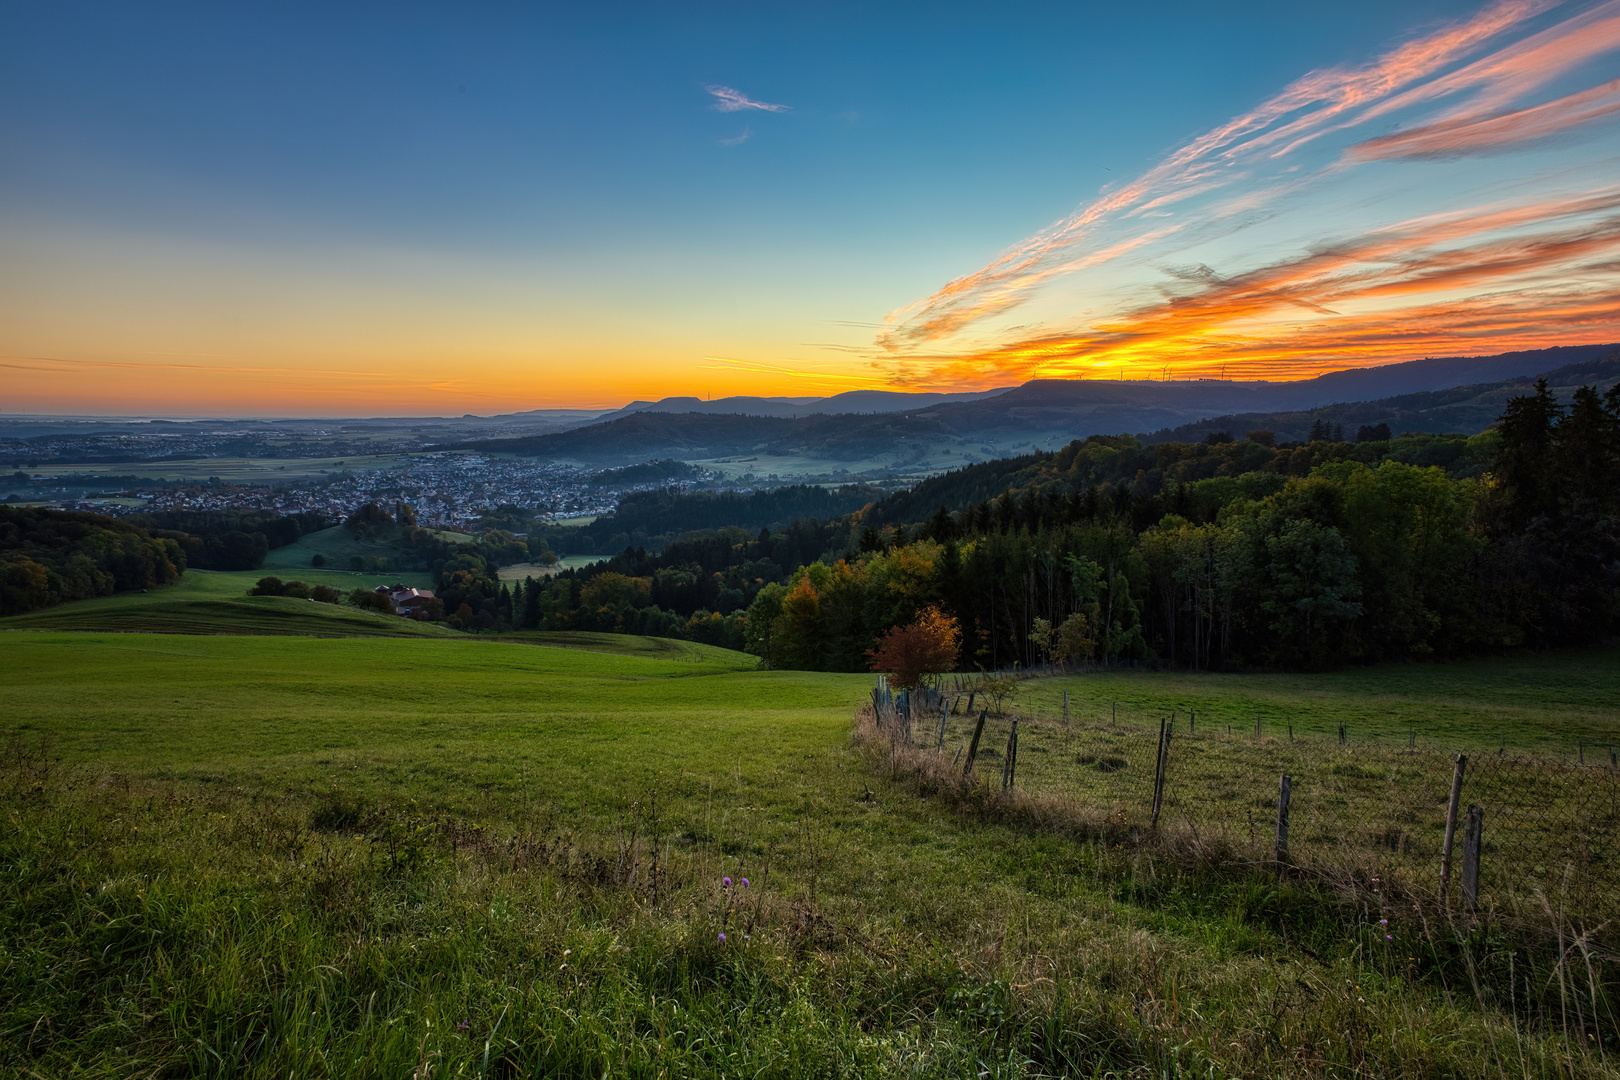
[908,188,1620,386]
[706,85,790,113]
[877,0,1620,383]
[1347,78,1620,159]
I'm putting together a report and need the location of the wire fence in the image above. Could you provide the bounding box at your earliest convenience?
[889,685,1620,936]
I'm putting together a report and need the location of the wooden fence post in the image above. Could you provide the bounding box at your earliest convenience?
[1001,719,1019,792]
[1461,804,1483,914]
[1440,754,1468,901]
[1151,716,1166,802]
[937,702,949,751]
[1275,773,1292,870]
[1063,690,1069,719]
[1150,719,1173,828]
[1337,724,1346,746]
[963,711,988,778]
[1189,710,1194,735]
[1010,719,1020,789]
[1288,724,1293,742]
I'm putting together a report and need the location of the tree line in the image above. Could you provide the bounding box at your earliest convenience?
[429,521,850,643]
[127,508,333,570]
[0,507,186,616]
[529,483,884,556]
[519,381,1616,670]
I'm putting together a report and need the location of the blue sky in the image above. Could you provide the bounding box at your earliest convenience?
[3,0,1617,414]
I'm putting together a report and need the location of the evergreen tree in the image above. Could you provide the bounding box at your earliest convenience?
[522,576,542,629]
[1493,378,1563,528]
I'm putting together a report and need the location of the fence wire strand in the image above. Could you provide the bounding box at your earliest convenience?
[900,690,1619,934]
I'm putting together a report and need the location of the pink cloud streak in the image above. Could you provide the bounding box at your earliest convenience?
[877,0,1620,382]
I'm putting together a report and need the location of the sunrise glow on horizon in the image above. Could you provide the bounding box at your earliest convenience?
[5,1,1620,417]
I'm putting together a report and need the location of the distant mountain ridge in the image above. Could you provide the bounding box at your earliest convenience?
[459,343,1620,470]
[1143,351,1620,445]
[591,387,1016,423]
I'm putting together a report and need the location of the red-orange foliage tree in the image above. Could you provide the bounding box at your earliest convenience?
[865,606,961,689]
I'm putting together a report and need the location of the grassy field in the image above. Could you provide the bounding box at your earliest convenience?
[493,629,759,663]
[260,524,466,576]
[24,453,412,485]
[497,555,602,581]
[1007,653,1620,752]
[3,631,1616,1078]
[0,567,444,637]
[907,658,1620,937]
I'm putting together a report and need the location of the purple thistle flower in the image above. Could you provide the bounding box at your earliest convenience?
[1386,934,1393,940]
[1379,918,1388,926]
[740,878,749,888]
[722,876,732,888]
[718,932,727,942]
[457,1020,470,1031]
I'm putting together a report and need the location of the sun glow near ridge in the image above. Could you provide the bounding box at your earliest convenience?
[5,1,1620,414]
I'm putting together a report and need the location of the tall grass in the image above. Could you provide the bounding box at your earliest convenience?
[858,704,1619,1077]
[2,720,1612,1077]
[4,634,1617,1077]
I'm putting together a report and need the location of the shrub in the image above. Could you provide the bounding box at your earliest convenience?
[349,588,394,614]
[865,606,960,689]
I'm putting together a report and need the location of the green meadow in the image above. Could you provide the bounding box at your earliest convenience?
[259,524,469,576]
[1009,652,1620,752]
[3,626,1617,1078]
[0,567,442,637]
[24,453,410,485]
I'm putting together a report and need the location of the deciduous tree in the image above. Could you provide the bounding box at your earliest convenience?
[865,605,960,689]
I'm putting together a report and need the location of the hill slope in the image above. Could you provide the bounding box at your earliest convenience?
[468,343,1618,468]
[1143,352,1620,443]
[0,568,452,637]
[3,631,1607,1078]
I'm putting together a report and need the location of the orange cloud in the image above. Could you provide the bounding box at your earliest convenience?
[1347,78,1620,159]
[877,0,1548,351]
[879,0,1620,387]
[891,189,1620,387]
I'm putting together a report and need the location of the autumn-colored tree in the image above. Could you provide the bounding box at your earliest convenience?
[865,605,960,689]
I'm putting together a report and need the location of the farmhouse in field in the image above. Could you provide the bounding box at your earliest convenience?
[374,583,436,619]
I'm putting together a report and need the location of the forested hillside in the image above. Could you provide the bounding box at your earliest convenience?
[532,483,884,554]
[1144,352,1620,445]
[485,379,1618,670]
[0,507,186,616]
[125,508,334,570]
